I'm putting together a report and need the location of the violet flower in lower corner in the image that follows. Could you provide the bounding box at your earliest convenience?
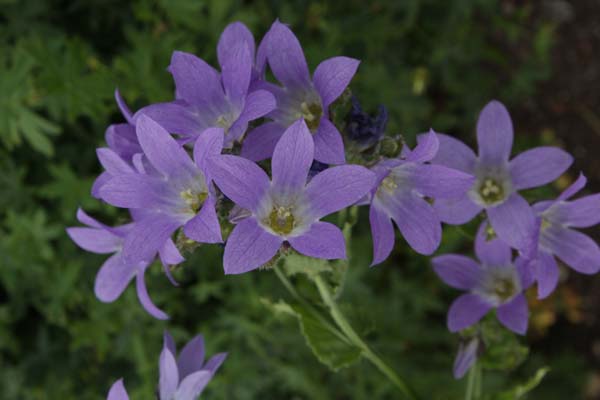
[210,119,376,274]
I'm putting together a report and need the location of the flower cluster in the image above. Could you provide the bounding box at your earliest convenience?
[67,19,600,388]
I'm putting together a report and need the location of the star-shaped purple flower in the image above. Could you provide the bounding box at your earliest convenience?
[430,100,573,249]
[106,331,227,400]
[369,130,475,264]
[241,20,360,165]
[209,119,376,274]
[432,224,532,335]
[67,209,183,319]
[529,173,600,298]
[136,26,276,148]
[98,116,224,265]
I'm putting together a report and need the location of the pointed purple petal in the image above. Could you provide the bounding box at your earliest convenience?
[94,254,136,302]
[121,216,180,265]
[209,155,270,212]
[114,89,133,124]
[76,208,104,228]
[238,89,277,121]
[405,130,439,162]
[67,227,121,254]
[136,115,197,178]
[534,251,559,299]
[218,22,256,68]
[135,102,205,138]
[434,195,482,225]
[369,204,395,266]
[428,133,476,173]
[557,193,600,228]
[221,43,252,105]
[223,218,282,274]
[204,352,227,374]
[509,147,573,190]
[99,174,167,209]
[164,331,177,356]
[240,122,285,161]
[262,21,310,89]
[313,118,345,165]
[159,347,179,399]
[409,163,475,199]
[557,172,586,202]
[105,123,139,161]
[305,165,376,219]
[474,222,512,266]
[193,127,224,180]
[448,294,492,332]
[169,51,222,105]
[107,379,129,400]
[177,335,205,379]
[453,339,479,379]
[543,226,600,274]
[432,255,482,290]
[174,370,212,400]
[288,221,346,259]
[97,148,134,175]
[271,119,314,194]
[135,268,168,320]
[159,240,182,286]
[476,100,513,165]
[487,193,535,250]
[496,294,528,335]
[313,56,360,107]
[183,196,222,244]
[92,172,111,199]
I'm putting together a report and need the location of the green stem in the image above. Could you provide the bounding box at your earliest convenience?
[314,274,419,400]
[465,362,480,400]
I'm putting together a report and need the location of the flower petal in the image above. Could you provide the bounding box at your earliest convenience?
[434,195,482,225]
[159,347,179,400]
[428,133,476,173]
[476,100,513,165]
[384,192,441,255]
[543,226,600,274]
[67,227,121,254]
[169,51,222,105]
[163,331,177,356]
[447,294,492,332]
[432,255,482,290]
[223,218,283,274]
[107,379,129,400]
[114,89,133,124]
[556,172,587,202]
[135,268,168,320]
[218,22,255,69]
[533,251,559,299]
[369,204,395,266]
[487,193,535,250]
[121,216,180,265]
[204,352,228,374]
[94,254,136,302]
[509,147,573,190]
[221,43,252,106]
[271,119,314,194]
[183,196,222,244]
[240,122,285,161]
[105,123,139,161]
[453,338,479,379]
[313,118,345,165]
[193,128,224,181]
[136,115,197,178]
[174,370,212,400]
[305,165,376,219]
[496,294,528,335]
[288,221,346,259]
[135,102,205,139]
[405,130,439,162]
[177,335,205,379]
[313,56,360,107]
[474,222,512,266]
[209,155,270,212]
[408,163,475,199]
[98,174,167,209]
[262,21,310,89]
[557,193,600,228]
[239,89,277,121]
[97,148,134,175]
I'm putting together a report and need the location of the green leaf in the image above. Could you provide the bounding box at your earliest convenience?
[495,367,550,399]
[479,317,529,371]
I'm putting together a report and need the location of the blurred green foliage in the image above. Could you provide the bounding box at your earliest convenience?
[0,0,588,399]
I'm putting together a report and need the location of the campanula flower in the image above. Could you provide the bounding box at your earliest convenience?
[528,173,600,298]
[430,100,573,249]
[210,119,375,274]
[369,130,475,264]
[98,116,224,266]
[432,224,532,335]
[241,20,360,165]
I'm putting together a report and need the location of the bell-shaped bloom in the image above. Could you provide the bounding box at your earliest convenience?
[453,336,480,379]
[432,224,532,335]
[106,331,226,400]
[241,20,360,165]
[210,119,376,274]
[98,116,224,266]
[368,131,475,264]
[67,209,182,319]
[136,26,276,148]
[430,100,573,249]
[528,173,600,298]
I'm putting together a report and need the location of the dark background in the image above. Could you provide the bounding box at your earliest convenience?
[1,0,599,398]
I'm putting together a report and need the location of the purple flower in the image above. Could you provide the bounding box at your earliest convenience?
[241,20,360,165]
[106,331,227,400]
[453,336,480,379]
[98,116,224,265]
[67,209,182,319]
[369,131,475,264]
[432,224,532,335]
[210,119,376,274]
[528,173,600,298]
[136,23,275,148]
[430,100,573,249]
